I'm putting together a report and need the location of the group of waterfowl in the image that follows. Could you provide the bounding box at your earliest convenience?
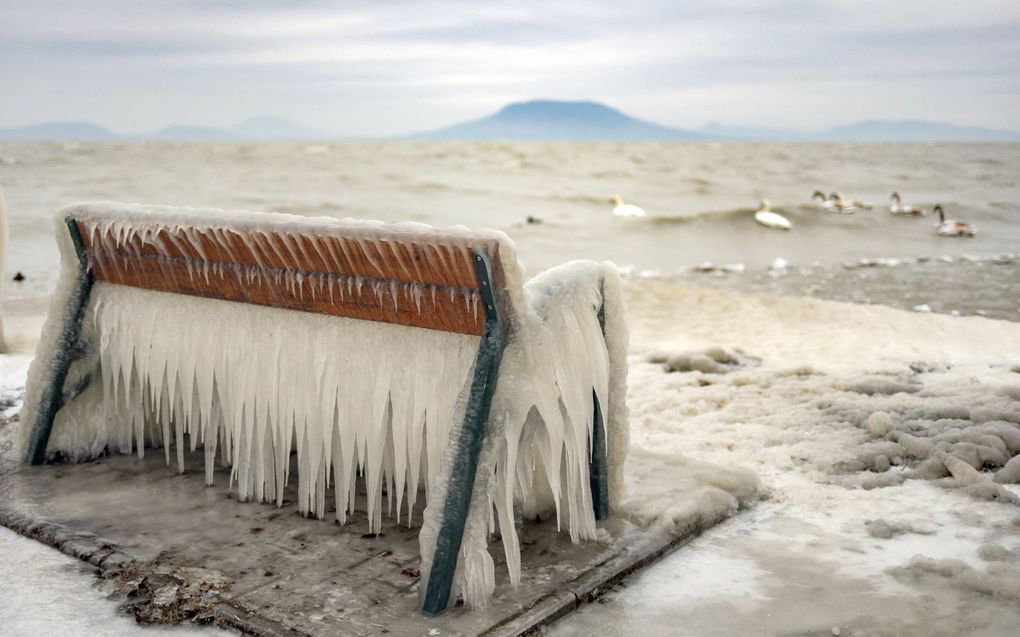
[610,192,977,237]
[802,191,976,237]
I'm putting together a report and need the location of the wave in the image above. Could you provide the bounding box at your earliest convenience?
[618,252,1019,280]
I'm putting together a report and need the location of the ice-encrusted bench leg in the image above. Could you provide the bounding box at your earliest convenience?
[590,287,610,521]
[25,218,94,464]
[422,249,508,616]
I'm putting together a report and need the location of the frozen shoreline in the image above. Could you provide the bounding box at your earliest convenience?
[2,280,1019,635]
[555,281,1020,636]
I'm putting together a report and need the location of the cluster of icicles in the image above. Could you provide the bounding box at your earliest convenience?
[85,283,479,530]
[26,205,628,609]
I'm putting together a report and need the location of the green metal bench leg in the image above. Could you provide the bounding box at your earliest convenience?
[589,293,610,520]
[25,218,94,465]
[590,390,609,520]
[421,249,507,616]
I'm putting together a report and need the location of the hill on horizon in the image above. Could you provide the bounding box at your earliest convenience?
[412,100,706,141]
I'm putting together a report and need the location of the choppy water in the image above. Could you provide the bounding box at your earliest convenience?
[1,141,1018,318]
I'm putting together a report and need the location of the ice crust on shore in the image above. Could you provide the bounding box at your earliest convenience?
[552,281,1020,636]
[19,203,630,609]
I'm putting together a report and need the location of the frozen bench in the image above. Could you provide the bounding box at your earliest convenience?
[20,203,628,614]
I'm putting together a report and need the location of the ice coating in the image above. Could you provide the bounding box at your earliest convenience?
[0,186,8,352]
[20,202,630,610]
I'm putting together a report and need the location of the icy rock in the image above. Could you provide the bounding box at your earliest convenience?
[890,431,934,458]
[934,405,971,420]
[846,377,921,396]
[861,472,908,490]
[947,442,1007,470]
[864,518,934,538]
[865,519,896,539]
[662,347,752,375]
[909,457,950,480]
[977,543,1011,561]
[994,455,1020,484]
[962,482,1020,505]
[866,411,894,436]
[977,422,1020,455]
[938,451,987,486]
[971,407,1020,425]
[873,455,891,472]
[888,555,1020,603]
[689,354,728,374]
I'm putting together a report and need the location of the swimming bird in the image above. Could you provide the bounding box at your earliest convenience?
[832,192,873,212]
[754,199,792,230]
[813,191,866,213]
[611,195,646,218]
[934,205,975,237]
[812,191,836,211]
[889,192,926,216]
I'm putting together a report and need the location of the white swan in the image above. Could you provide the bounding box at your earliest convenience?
[611,195,646,218]
[889,192,926,216]
[754,199,792,230]
[934,205,975,237]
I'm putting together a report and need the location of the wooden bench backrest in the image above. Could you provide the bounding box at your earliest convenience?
[68,207,505,336]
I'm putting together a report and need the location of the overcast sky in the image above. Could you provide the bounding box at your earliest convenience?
[2,0,1019,135]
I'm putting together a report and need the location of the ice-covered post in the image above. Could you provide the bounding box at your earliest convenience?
[421,248,507,616]
[23,218,95,464]
[0,186,8,353]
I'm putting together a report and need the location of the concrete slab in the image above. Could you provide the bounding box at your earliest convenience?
[0,448,720,636]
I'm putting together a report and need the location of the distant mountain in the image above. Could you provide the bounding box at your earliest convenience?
[823,120,1020,142]
[699,122,811,142]
[413,100,706,141]
[0,121,117,140]
[147,125,236,140]
[229,116,330,140]
[2,110,1018,142]
[0,117,334,141]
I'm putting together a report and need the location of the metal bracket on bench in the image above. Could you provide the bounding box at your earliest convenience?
[421,247,507,616]
[589,280,610,521]
[25,218,95,465]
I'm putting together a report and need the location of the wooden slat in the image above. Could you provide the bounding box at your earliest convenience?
[75,221,496,336]
[78,223,490,289]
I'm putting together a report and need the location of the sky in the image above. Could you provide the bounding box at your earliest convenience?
[1,0,1019,136]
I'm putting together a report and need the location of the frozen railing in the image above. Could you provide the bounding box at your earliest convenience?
[20,202,629,615]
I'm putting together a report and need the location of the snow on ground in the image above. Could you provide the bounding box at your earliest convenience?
[552,281,1020,636]
[0,526,228,637]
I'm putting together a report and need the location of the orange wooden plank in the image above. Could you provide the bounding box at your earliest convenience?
[76,221,495,336]
[78,222,493,290]
[87,251,485,335]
